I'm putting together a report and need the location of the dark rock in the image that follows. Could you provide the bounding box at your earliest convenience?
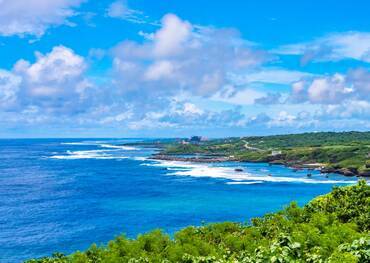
[358,170,370,177]
[151,154,230,163]
[339,168,356,177]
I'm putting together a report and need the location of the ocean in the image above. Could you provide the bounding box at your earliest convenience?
[0,139,358,262]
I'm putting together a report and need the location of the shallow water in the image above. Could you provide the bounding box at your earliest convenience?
[0,139,358,262]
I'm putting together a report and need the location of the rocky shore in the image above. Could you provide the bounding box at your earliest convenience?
[152,154,370,177]
[151,154,233,163]
[320,167,370,177]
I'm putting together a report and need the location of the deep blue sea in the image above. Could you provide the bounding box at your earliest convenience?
[0,139,359,262]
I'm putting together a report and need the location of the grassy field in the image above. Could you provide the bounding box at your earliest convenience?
[161,132,370,176]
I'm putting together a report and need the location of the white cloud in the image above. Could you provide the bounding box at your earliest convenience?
[14,46,89,99]
[175,102,204,115]
[144,60,174,80]
[153,14,192,57]
[268,111,297,126]
[307,74,350,104]
[316,100,370,120]
[0,69,21,108]
[127,111,177,130]
[112,13,268,99]
[254,92,282,105]
[275,31,370,63]
[291,81,306,101]
[0,0,84,37]
[15,46,86,85]
[106,0,147,24]
[230,68,314,85]
[290,69,370,104]
[0,46,93,115]
[107,0,128,18]
[120,98,249,130]
[100,111,134,124]
[211,86,265,105]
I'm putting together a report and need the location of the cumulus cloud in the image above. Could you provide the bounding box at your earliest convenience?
[152,14,192,57]
[112,13,268,99]
[4,9,368,135]
[268,111,297,126]
[316,100,370,120]
[290,68,370,104]
[121,99,248,130]
[0,46,92,114]
[272,67,370,129]
[0,0,84,37]
[275,31,370,64]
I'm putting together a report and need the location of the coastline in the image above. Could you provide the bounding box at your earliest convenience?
[3,139,365,262]
[151,154,370,178]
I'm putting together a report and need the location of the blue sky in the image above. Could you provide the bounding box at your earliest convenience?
[0,0,369,138]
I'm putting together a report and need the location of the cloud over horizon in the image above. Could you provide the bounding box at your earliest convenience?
[290,68,370,104]
[0,1,369,137]
[111,14,268,99]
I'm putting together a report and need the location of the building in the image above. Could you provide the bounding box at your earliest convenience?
[271,150,282,156]
[189,136,208,144]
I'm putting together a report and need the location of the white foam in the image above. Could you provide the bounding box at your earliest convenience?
[61,141,138,151]
[132,156,148,161]
[54,141,140,160]
[99,144,138,151]
[142,160,200,169]
[226,181,263,185]
[146,160,357,185]
[50,149,127,160]
[61,142,93,146]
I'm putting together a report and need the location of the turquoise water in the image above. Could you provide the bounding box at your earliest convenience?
[0,139,358,262]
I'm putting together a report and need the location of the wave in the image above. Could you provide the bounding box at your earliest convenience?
[141,160,200,169]
[61,142,138,151]
[53,141,141,160]
[99,144,138,151]
[50,149,128,160]
[226,181,263,185]
[145,160,357,185]
[132,156,148,161]
[61,142,93,146]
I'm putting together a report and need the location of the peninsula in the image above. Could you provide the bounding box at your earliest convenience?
[147,132,370,177]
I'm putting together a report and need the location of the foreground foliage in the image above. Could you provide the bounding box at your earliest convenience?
[27,181,370,262]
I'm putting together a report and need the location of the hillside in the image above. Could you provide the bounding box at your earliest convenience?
[160,132,370,177]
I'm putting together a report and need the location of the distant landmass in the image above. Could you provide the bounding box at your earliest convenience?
[150,131,370,177]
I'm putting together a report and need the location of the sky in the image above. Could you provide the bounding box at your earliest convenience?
[0,0,369,138]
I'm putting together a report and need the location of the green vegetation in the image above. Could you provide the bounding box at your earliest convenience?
[27,181,370,262]
[162,132,370,176]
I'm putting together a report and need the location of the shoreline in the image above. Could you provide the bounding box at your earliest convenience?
[151,154,370,178]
